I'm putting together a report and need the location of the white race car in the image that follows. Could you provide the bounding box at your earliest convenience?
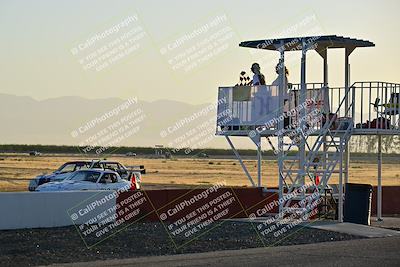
[35,169,135,192]
[28,160,145,191]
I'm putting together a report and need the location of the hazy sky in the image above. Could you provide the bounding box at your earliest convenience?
[0,0,399,106]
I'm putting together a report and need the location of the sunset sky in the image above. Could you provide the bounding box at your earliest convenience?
[0,0,399,149]
[1,0,399,105]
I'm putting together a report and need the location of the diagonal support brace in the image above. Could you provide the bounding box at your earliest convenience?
[225,136,256,187]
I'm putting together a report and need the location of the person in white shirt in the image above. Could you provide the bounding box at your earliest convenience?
[272,63,290,102]
[251,63,266,86]
[272,63,292,121]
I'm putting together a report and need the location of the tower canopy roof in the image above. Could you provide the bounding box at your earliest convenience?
[239,35,374,51]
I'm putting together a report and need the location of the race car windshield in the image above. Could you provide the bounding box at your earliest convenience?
[56,162,91,173]
[56,163,76,174]
[67,171,101,183]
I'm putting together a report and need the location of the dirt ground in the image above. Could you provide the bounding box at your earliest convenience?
[0,222,362,267]
[0,154,399,192]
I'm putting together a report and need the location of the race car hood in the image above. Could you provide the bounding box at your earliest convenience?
[35,172,72,181]
[35,173,55,179]
[35,180,91,191]
[32,172,74,189]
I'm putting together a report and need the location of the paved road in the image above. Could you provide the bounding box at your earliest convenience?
[52,236,400,267]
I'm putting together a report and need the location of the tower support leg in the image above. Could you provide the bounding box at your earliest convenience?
[345,145,349,185]
[257,142,262,187]
[377,135,383,221]
[338,145,344,223]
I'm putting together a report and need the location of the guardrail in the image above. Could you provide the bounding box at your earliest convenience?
[0,191,116,230]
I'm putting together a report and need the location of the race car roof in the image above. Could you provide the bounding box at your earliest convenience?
[65,160,121,164]
[75,169,118,174]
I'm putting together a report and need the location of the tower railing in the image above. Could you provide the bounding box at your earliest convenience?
[216,81,400,136]
[216,84,328,135]
[351,82,400,132]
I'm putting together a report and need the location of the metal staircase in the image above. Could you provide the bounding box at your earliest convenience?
[279,88,354,217]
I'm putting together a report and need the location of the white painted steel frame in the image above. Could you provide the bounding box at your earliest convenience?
[218,37,398,222]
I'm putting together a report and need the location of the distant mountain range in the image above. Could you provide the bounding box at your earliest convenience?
[0,94,227,148]
[2,94,393,153]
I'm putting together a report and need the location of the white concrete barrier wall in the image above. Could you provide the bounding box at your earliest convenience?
[0,191,117,230]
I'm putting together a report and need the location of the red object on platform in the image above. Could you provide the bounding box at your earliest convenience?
[130,173,137,190]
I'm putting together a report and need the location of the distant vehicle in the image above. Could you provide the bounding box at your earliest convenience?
[126,152,137,157]
[29,151,41,156]
[28,160,145,191]
[35,170,136,192]
[197,152,209,158]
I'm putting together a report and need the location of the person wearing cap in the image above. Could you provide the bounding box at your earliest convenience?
[251,63,266,86]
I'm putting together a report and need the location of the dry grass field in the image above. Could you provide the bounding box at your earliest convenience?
[0,154,399,191]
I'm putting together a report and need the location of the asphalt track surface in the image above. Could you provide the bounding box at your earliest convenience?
[51,236,400,267]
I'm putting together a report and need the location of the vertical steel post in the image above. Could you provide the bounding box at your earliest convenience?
[345,49,350,117]
[338,144,344,223]
[315,47,329,172]
[299,40,307,197]
[340,47,348,223]
[257,137,262,187]
[377,135,383,221]
[323,51,328,87]
[344,48,354,187]
[319,48,329,170]
[351,69,356,121]
[345,143,350,185]
[277,41,285,214]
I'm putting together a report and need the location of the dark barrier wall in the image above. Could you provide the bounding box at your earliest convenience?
[371,186,400,216]
[117,187,279,223]
[116,186,400,223]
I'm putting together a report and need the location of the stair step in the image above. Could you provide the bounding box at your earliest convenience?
[283,169,341,174]
[325,143,343,147]
[264,189,279,193]
[305,162,338,167]
[283,156,300,160]
[283,195,312,201]
[283,184,319,189]
[282,207,307,214]
[313,170,342,174]
[318,140,342,145]
[312,152,343,156]
[283,143,296,146]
